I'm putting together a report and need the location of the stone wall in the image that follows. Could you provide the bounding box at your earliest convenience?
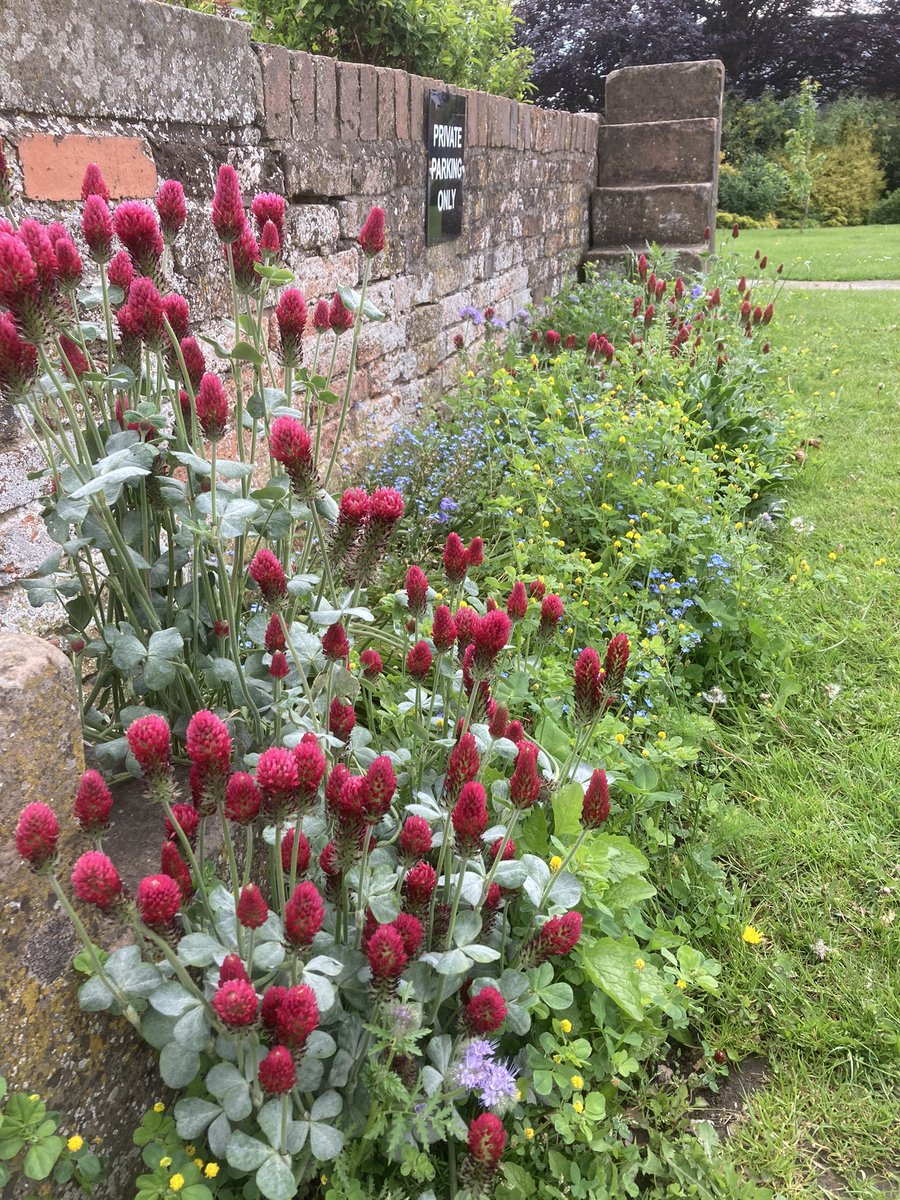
[0,0,601,630]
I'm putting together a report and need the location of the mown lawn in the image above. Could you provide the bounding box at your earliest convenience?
[726,224,900,281]
[701,288,900,1196]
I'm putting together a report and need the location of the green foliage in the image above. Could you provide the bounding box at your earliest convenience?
[869,187,900,224]
[722,91,799,166]
[717,154,789,221]
[0,1078,107,1197]
[243,0,534,100]
[785,79,824,230]
[811,123,886,226]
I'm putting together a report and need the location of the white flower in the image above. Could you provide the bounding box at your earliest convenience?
[790,516,814,534]
[824,683,841,702]
[702,687,728,707]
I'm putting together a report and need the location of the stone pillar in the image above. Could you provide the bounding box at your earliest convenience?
[0,635,162,1199]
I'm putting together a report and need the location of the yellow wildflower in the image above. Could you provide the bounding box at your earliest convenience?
[570,1075,584,1090]
[549,855,563,872]
[67,1136,84,1153]
[742,924,764,945]
[676,979,687,990]
[159,1158,172,1168]
[169,1175,185,1193]
[560,1019,572,1034]
[634,958,646,970]
[572,1099,584,1114]
[153,1103,166,1114]
[204,1164,220,1178]
[194,1159,204,1169]
[614,732,625,745]
[524,1127,535,1140]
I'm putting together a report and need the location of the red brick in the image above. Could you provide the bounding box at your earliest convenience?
[18,133,156,201]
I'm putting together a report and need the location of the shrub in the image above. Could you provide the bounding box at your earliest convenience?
[869,187,900,224]
[717,154,789,221]
[716,210,779,230]
[811,122,886,225]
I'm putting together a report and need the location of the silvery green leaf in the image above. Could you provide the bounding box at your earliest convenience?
[140,1007,178,1050]
[337,285,386,321]
[421,948,471,976]
[521,854,551,908]
[539,981,574,1010]
[255,910,285,942]
[452,911,482,949]
[422,1066,443,1096]
[226,1132,271,1173]
[286,574,321,596]
[110,632,147,672]
[178,933,223,967]
[148,627,184,659]
[207,1112,232,1159]
[494,860,528,887]
[327,1048,354,1088]
[305,956,345,978]
[257,1100,284,1149]
[491,737,520,761]
[209,884,236,912]
[461,870,488,906]
[548,871,581,909]
[219,497,263,538]
[253,941,285,971]
[105,946,163,996]
[284,1119,308,1155]
[505,1000,531,1035]
[174,1098,221,1140]
[306,1030,337,1059]
[498,969,531,1000]
[301,972,336,1011]
[285,628,323,670]
[310,1091,343,1121]
[159,1043,200,1087]
[206,1063,245,1098]
[464,944,501,963]
[426,1035,452,1074]
[295,1055,324,1091]
[174,1003,210,1051]
[369,892,400,923]
[149,982,197,1017]
[310,605,375,625]
[171,450,212,475]
[310,1122,344,1161]
[218,459,255,479]
[314,490,339,522]
[143,656,176,690]
[255,1154,296,1200]
[70,465,150,499]
[78,975,114,1012]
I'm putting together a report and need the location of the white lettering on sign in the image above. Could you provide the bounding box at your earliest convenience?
[432,123,463,149]
[437,188,458,211]
[429,157,465,182]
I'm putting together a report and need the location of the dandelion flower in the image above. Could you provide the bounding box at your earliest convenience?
[742,924,764,945]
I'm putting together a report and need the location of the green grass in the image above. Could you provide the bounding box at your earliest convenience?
[701,288,900,1197]
[729,225,900,281]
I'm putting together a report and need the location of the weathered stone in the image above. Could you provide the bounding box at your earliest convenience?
[18,133,157,201]
[338,63,361,141]
[284,141,352,197]
[359,65,379,141]
[0,0,261,125]
[291,52,316,143]
[605,59,725,124]
[592,183,714,246]
[313,56,338,140]
[257,43,292,141]
[598,118,718,186]
[0,501,56,588]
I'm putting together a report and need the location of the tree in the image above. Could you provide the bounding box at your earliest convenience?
[785,79,825,229]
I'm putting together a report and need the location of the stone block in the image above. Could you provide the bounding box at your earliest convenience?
[604,59,725,124]
[394,72,410,140]
[285,141,352,198]
[17,133,157,201]
[338,63,361,141]
[592,183,713,246]
[0,0,261,125]
[257,43,292,141]
[313,56,338,140]
[359,65,379,141]
[0,501,56,588]
[0,439,47,516]
[291,52,316,142]
[376,69,395,140]
[286,202,341,252]
[598,118,718,186]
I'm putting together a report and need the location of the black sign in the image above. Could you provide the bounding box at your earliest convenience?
[426,90,466,246]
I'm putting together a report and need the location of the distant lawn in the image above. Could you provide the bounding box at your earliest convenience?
[725,224,900,281]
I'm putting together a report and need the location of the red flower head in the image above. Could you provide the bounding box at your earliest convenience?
[161,840,194,902]
[674,276,685,300]
[468,1114,506,1166]
[506,581,527,622]
[155,180,187,246]
[452,781,488,853]
[73,769,114,835]
[212,164,245,243]
[358,205,386,256]
[405,565,429,616]
[564,333,578,350]
[230,223,261,292]
[312,298,332,331]
[285,881,326,947]
[574,647,602,723]
[218,952,251,986]
[370,486,404,526]
[402,859,437,911]
[251,192,286,238]
[113,202,163,276]
[80,195,114,263]
[361,755,397,823]
[465,986,507,1034]
[643,304,655,327]
[0,311,38,399]
[270,414,315,497]
[136,873,182,927]
[484,881,502,914]
[275,983,319,1048]
[237,883,269,929]
[186,709,232,779]
[582,768,610,829]
[71,851,122,908]
[637,253,648,280]
[432,604,457,653]
[752,304,763,325]
[740,299,751,322]
[528,581,545,603]
[538,594,563,639]
[392,911,423,958]
[269,651,289,679]
[127,714,171,781]
[763,302,774,324]
[732,223,740,239]
[329,697,356,742]
[367,923,408,980]
[56,335,87,380]
[165,802,200,846]
[225,772,261,825]
[294,733,327,803]
[510,741,541,810]
[194,371,231,441]
[258,1045,296,1095]
[708,286,721,307]
[488,836,516,864]
[263,613,286,656]
[533,911,582,963]
[107,249,134,292]
[703,225,711,240]
[467,537,484,568]
[212,979,258,1028]
[443,532,469,584]
[328,292,355,334]
[338,486,370,526]
[604,633,630,696]
[249,549,287,605]
[257,746,299,817]
[281,826,312,876]
[53,232,83,291]
[399,815,432,859]
[454,332,465,350]
[406,640,432,679]
[505,720,525,743]
[321,621,350,662]
[81,163,109,202]
[160,292,190,343]
[319,841,340,880]
[213,618,230,638]
[359,648,383,678]
[179,335,206,390]
[445,731,480,796]
[261,985,288,1029]
[276,288,307,368]
[260,220,281,258]
[472,610,511,674]
[0,234,38,317]
[545,329,561,348]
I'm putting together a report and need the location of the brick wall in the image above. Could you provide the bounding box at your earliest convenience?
[0,0,600,630]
